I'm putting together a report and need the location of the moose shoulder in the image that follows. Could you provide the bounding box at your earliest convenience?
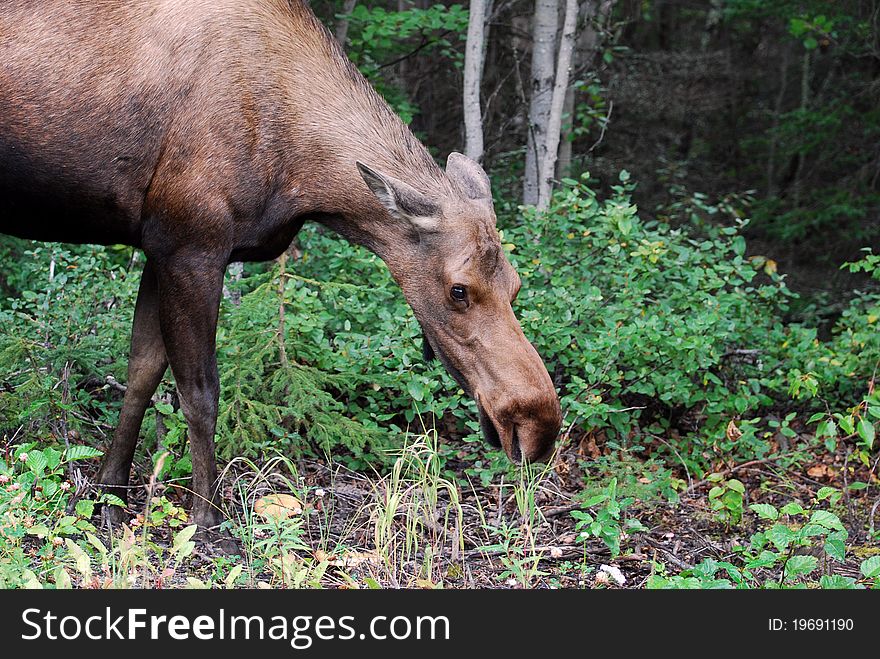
[0,0,561,528]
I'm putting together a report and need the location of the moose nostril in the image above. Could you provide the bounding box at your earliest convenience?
[510,424,522,462]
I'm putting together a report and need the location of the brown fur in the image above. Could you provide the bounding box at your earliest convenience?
[0,0,561,527]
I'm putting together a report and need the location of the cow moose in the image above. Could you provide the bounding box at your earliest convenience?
[0,0,562,528]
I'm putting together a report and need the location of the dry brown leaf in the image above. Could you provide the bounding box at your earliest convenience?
[578,431,602,459]
[253,493,302,521]
[726,420,743,443]
[807,464,833,479]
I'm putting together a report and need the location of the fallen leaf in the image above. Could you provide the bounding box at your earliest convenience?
[726,420,743,443]
[253,493,302,521]
[558,532,577,545]
[807,464,833,479]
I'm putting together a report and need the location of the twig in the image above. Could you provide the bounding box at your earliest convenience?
[377,31,454,70]
[586,100,612,154]
[105,375,163,406]
[644,538,693,570]
[543,502,580,518]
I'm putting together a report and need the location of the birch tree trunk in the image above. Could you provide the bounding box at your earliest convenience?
[536,0,579,209]
[463,0,488,161]
[523,0,560,206]
[335,0,358,47]
[557,0,615,178]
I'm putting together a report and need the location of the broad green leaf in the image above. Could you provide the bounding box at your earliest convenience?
[780,502,805,516]
[65,445,103,462]
[26,524,50,538]
[101,493,125,508]
[824,534,846,563]
[809,510,845,531]
[819,574,859,589]
[75,499,96,519]
[172,524,198,553]
[860,556,880,579]
[837,414,855,435]
[749,503,778,520]
[767,524,795,551]
[726,479,745,494]
[26,451,48,473]
[407,379,424,402]
[784,555,818,578]
[746,550,779,569]
[225,564,244,588]
[54,567,72,590]
[856,418,875,449]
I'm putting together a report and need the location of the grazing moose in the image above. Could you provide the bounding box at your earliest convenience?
[0,0,562,528]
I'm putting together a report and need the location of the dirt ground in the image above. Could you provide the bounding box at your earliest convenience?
[70,435,878,589]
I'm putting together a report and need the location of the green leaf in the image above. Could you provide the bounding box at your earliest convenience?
[803,36,818,50]
[837,414,855,435]
[582,493,608,507]
[856,418,875,449]
[746,550,779,569]
[780,502,805,516]
[726,479,745,494]
[824,535,846,563]
[155,401,175,415]
[26,451,48,473]
[407,379,424,402]
[767,524,795,551]
[75,499,96,519]
[815,487,838,501]
[860,556,880,579]
[819,574,859,589]
[26,524,50,538]
[784,555,818,578]
[809,510,845,531]
[172,524,198,562]
[54,567,72,590]
[101,493,125,508]
[749,503,778,520]
[65,445,103,462]
[224,564,244,588]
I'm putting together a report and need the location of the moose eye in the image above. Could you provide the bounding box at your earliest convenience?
[450,284,468,301]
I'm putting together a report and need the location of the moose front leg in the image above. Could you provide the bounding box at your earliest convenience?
[95,262,168,525]
[153,252,227,528]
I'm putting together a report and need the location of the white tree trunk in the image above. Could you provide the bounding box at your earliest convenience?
[335,0,359,47]
[463,0,488,161]
[523,0,560,206]
[557,0,615,179]
[536,0,579,210]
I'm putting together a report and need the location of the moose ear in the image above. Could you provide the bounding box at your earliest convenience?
[357,161,440,233]
[446,152,492,202]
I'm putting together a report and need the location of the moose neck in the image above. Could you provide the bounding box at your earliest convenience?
[275,1,452,262]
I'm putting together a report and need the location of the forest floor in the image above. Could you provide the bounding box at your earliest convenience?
[46,433,878,590]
